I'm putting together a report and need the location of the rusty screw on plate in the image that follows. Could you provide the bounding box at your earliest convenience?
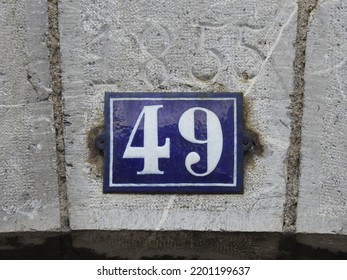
[242,134,254,152]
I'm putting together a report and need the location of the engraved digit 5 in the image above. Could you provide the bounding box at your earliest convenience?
[178,107,223,176]
[190,26,222,82]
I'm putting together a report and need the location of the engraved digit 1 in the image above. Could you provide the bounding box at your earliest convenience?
[178,107,223,176]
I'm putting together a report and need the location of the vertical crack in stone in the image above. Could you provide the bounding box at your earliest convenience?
[283,0,318,234]
[47,0,70,232]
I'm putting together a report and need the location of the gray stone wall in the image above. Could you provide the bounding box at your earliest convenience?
[0,0,346,259]
[0,0,60,232]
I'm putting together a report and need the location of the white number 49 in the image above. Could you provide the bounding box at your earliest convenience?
[123,105,223,177]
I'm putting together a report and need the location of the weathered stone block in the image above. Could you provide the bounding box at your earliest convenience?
[0,0,60,232]
[297,0,347,234]
[60,0,297,231]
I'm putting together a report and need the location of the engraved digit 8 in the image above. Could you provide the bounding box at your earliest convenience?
[178,107,223,176]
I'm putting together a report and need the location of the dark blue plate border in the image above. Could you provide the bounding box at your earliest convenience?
[103,92,245,194]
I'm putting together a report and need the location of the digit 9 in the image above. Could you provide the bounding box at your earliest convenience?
[178,107,223,177]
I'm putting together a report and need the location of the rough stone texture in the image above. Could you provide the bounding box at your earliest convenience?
[0,232,60,251]
[60,0,297,231]
[296,0,347,234]
[296,234,347,255]
[2,231,347,259]
[0,0,60,232]
[71,231,281,259]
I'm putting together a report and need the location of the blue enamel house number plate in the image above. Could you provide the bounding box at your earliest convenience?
[103,92,246,194]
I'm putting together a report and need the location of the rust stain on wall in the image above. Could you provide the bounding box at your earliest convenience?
[243,94,264,170]
[87,122,104,178]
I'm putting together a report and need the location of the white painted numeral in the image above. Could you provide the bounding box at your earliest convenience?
[178,107,223,177]
[123,105,223,176]
[123,105,170,175]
